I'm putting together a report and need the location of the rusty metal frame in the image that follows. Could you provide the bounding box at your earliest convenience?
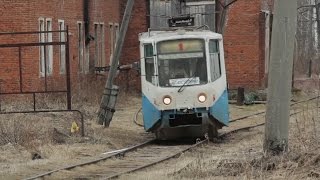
[0,27,84,136]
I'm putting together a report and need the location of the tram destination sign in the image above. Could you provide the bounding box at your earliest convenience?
[168,17,195,27]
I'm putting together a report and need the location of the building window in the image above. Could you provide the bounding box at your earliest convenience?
[46,18,53,75]
[94,23,105,68]
[114,23,119,48]
[109,22,119,65]
[77,21,85,73]
[109,23,114,65]
[39,18,45,76]
[209,40,221,82]
[39,17,53,77]
[58,20,66,74]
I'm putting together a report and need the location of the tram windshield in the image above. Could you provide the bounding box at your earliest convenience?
[157,39,208,87]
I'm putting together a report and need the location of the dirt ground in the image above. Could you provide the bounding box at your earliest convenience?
[0,90,319,179]
[119,91,320,180]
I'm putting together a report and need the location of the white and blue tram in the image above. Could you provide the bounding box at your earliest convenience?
[139,29,229,140]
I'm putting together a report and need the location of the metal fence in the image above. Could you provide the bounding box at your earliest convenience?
[0,27,84,136]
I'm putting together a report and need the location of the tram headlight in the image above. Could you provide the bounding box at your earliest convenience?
[198,93,207,103]
[163,96,172,105]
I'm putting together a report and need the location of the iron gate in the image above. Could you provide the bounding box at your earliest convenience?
[0,27,84,136]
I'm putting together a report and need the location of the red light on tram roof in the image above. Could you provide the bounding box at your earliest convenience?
[178,42,184,51]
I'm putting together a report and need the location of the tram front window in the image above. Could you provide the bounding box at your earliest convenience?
[157,39,208,87]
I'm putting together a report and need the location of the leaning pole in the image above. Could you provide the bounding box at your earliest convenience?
[97,0,135,126]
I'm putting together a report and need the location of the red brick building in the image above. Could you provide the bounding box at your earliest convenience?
[0,0,122,93]
[223,0,273,89]
[129,0,274,90]
[0,0,272,95]
[143,0,273,89]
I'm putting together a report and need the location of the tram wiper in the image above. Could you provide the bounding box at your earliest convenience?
[177,75,195,93]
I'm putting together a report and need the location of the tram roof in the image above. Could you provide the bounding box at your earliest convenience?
[139,29,223,43]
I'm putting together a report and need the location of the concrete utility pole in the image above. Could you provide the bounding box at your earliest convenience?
[97,0,135,126]
[264,0,298,153]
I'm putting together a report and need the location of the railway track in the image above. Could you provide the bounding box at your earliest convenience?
[24,124,264,180]
[24,96,320,180]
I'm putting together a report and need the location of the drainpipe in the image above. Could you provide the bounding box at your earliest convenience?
[84,0,90,45]
[146,0,150,28]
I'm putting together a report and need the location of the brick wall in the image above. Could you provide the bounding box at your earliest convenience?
[117,0,148,91]
[125,0,268,90]
[0,0,120,95]
[0,0,270,95]
[223,0,264,89]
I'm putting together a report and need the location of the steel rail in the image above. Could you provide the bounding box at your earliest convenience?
[22,120,278,180]
[106,138,209,179]
[230,95,320,123]
[25,123,264,180]
[106,122,267,179]
[24,95,319,179]
[23,139,155,180]
[106,96,320,179]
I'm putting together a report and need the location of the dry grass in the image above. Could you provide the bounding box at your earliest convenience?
[119,94,320,180]
[0,82,149,179]
[1,81,320,179]
[189,111,320,179]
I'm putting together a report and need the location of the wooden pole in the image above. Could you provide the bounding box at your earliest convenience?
[264,0,298,153]
[97,0,135,126]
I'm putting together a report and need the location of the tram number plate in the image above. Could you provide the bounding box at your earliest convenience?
[168,17,195,27]
[169,77,200,86]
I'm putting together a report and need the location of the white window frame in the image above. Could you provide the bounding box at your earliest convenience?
[58,19,66,74]
[101,23,105,68]
[94,22,106,69]
[94,23,100,67]
[114,23,119,49]
[46,18,53,75]
[39,17,45,77]
[109,23,114,65]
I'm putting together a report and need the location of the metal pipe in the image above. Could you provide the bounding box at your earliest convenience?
[0,42,66,48]
[44,44,47,92]
[0,91,68,95]
[66,26,72,110]
[84,0,90,45]
[18,47,23,93]
[0,30,67,36]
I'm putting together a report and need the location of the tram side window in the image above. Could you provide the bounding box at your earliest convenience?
[209,40,221,82]
[144,44,155,84]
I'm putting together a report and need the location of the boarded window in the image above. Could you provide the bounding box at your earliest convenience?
[94,23,106,68]
[109,23,114,65]
[114,23,119,46]
[38,17,53,76]
[109,22,120,65]
[77,22,85,73]
[46,18,53,75]
[58,20,66,74]
[149,0,215,31]
[39,18,45,76]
